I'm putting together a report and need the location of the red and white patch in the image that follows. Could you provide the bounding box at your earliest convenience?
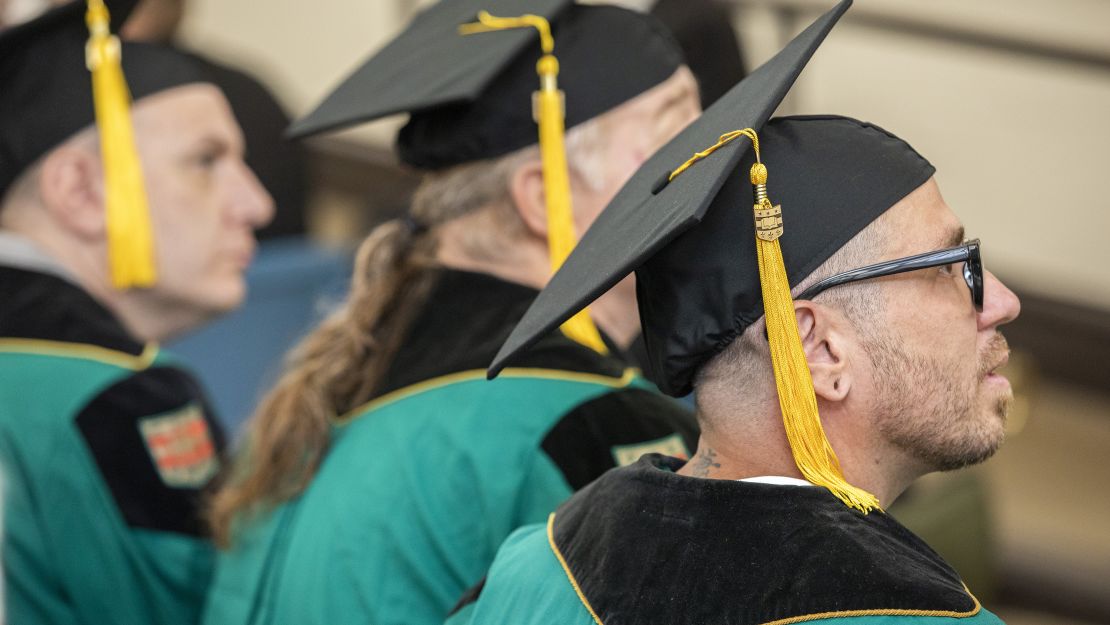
[138,404,219,488]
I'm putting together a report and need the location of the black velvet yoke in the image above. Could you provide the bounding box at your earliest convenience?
[377,269,630,396]
[0,266,144,354]
[375,269,698,489]
[552,454,981,625]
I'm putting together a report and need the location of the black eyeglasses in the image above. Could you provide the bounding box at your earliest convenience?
[796,239,983,311]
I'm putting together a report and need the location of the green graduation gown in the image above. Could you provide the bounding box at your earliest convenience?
[0,259,225,625]
[451,454,1006,625]
[202,270,697,625]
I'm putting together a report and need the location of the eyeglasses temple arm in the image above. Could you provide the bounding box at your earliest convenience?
[795,246,971,302]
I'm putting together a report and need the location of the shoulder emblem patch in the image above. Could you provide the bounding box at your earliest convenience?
[137,404,219,488]
[611,433,689,467]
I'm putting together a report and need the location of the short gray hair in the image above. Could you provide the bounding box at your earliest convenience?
[693,212,894,419]
[1,160,44,217]
[1,127,98,222]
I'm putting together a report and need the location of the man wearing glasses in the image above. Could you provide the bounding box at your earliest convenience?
[448,3,1019,622]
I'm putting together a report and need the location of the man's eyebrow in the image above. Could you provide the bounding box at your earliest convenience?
[944,225,966,247]
[197,131,245,158]
[653,83,695,118]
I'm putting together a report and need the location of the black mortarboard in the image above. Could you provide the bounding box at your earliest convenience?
[0,0,209,200]
[489,0,934,386]
[490,0,937,512]
[1,0,211,288]
[286,0,684,170]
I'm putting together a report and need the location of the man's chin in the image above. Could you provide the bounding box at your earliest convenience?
[195,278,248,318]
[918,408,1008,473]
[944,412,1008,472]
[930,435,1004,473]
[215,286,247,314]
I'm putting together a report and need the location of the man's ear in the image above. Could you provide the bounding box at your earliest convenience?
[794,300,851,402]
[507,159,548,240]
[37,145,105,241]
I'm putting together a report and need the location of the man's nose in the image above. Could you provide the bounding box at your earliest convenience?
[978,270,1021,331]
[231,162,275,229]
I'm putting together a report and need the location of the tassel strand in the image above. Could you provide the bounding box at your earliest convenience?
[461,12,607,353]
[86,0,157,288]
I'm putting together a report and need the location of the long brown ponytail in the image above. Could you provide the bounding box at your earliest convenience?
[207,218,437,546]
[207,152,529,548]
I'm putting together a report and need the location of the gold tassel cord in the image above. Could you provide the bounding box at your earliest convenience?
[667,128,758,182]
[458,11,555,51]
[460,13,608,354]
[86,0,157,289]
[670,129,881,514]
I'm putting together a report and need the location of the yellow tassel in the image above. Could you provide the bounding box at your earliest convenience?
[86,0,157,289]
[534,55,608,354]
[669,130,880,513]
[460,13,608,354]
[750,162,881,514]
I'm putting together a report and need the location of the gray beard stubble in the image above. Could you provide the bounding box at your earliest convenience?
[866,331,1011,472]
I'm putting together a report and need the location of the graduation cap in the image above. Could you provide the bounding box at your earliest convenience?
[489,0,937,512]
[0,0,208,288]
[289,0,684,353]
[286,0,682,168]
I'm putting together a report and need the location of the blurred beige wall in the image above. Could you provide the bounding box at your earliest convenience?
[180,0,1110,309]
[734,0,1110,311]
[179,0,417,146]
